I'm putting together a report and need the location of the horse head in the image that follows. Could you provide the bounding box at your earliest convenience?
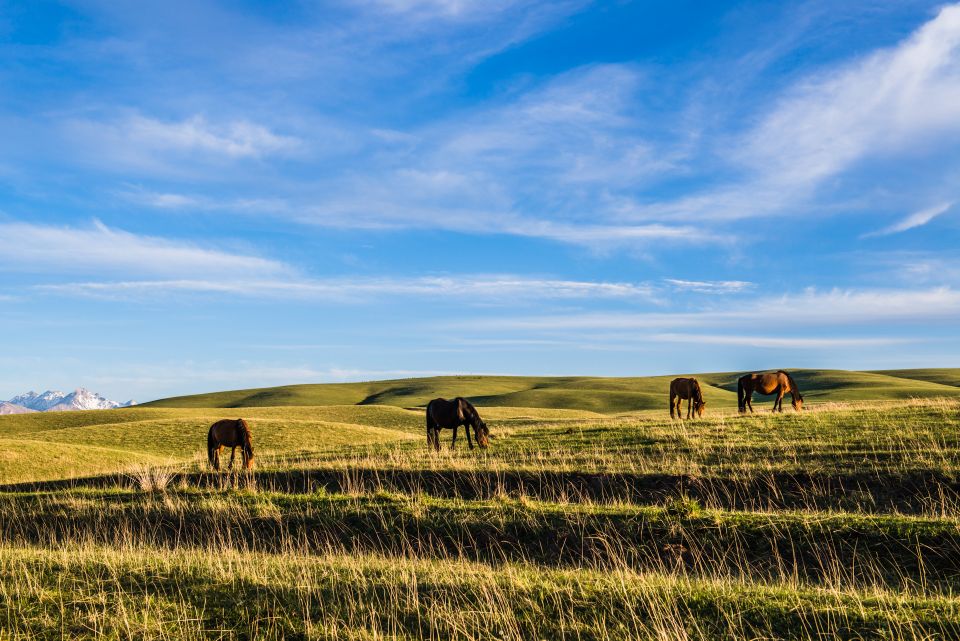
[792,394,804,412]
[239,418,255,468]
[695,399,706,418]
[473,418,490,448]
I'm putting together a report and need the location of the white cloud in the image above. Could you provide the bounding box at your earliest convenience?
[665,279,754,294]
[469,287,960,331]
[438,65,675,189]
[652,333,909,349]
[123,115,300,158]
[360,0,512,19]
[68,113,301,168]
[294,65,706,247]
[36,275,658,302]
[0,220,288,278]
[137,192,201,208]
[863,202,954,237]
[627,4,960,222]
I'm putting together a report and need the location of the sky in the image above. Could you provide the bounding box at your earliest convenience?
[1,0,959,402]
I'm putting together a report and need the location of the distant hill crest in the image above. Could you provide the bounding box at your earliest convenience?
[7,388,136,412]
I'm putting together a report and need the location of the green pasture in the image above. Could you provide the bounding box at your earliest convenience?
[2,373,960,639]
[142,368,960,412]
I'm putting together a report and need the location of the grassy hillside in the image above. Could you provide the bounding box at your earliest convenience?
[143,369,960,412]
[0,405,425,484]
[872,367,960,388]
[3,399,960,639]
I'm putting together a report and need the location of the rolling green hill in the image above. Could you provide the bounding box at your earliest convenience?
[143,369,960,412]
[0,405,426,484]
[870,368,960,388]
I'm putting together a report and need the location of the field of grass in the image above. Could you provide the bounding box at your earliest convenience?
[2,374,960,638]
[142,368,960,412]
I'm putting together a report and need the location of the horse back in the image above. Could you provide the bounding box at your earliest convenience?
[427,397,457,429]
[755,373,784,394]
[670,377,698,399]
[209,419,243,447]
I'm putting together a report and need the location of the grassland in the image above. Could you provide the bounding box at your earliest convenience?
[141,368,960,411]
[1,372,960,638]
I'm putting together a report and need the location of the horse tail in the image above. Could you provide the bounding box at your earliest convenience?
[737,376,746,413]
[425,401,437,447]
[207,425,218,468]
[425,401,436,428]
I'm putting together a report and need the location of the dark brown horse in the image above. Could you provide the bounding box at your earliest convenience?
[207,418,254,470]
[670,377,706,419]
[738,371,803,413]
[425,397,490,451]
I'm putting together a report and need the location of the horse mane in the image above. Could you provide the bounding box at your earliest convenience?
[455,397,478,422]
[692,379,704,403]
[237,418,253,449]
[777,370,800,396]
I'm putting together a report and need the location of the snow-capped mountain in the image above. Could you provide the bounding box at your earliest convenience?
[7,389,137,412]
[0,401,35,415]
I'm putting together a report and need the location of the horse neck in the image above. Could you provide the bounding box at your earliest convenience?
[237,419,251,445]
[779,372,798,395]
[459,399,476,424]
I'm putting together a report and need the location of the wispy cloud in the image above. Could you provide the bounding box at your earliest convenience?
[36,275,658,302]
[469,287,960,331]
[665,279,754,294]
[625,4,960,223]
[652,333,910,349]
[124,115,300,158]
[0,220,287,278]
[863,202,954,237]
[66,113,302,174]
[291,65,705,247]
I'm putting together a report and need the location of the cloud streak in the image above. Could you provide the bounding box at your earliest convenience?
[468,287,960,331]
[652,333,910,349]
[624,4,960,223]
[863,202,954,237]
[36,275,658,302]
[0,220,287,278]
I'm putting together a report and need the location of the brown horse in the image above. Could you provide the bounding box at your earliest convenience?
[738,371,803,413]
[425,397,490,451]
[670,377,706,419]
[207,418,254,470]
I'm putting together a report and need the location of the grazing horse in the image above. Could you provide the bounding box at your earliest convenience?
[425,397,490,451]
[207,418,254,470]
[670,377,706,419]
[738,371,804,413]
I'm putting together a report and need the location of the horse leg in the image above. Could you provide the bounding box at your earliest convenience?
[212,446,221,471]
[228,446,236,469]
[774,389,784,413]
[670,393,676,419]
[746,392,754,413]
[451,424,458,449]
[466,423,474,449]
[429,428,440,451]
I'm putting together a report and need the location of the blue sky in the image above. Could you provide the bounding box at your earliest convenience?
[1,0,959,402]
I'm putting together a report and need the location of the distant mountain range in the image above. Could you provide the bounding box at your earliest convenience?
[3,389,136,413]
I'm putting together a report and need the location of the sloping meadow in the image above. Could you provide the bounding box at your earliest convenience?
[1,399,960,639]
